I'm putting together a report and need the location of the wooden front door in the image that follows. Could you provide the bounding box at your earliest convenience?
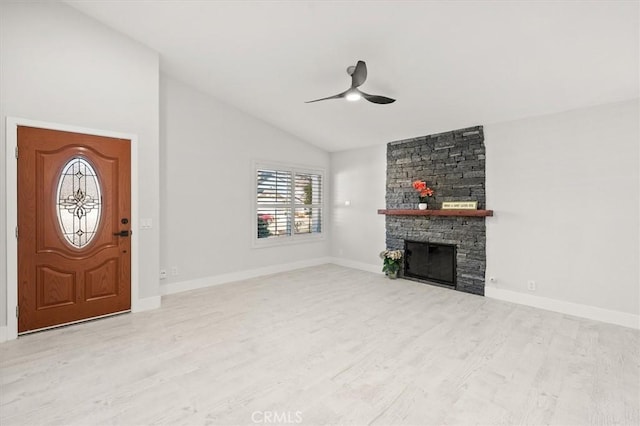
[17,126,131,333]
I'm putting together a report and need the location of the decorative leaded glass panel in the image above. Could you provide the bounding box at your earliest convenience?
[56,158,102,248]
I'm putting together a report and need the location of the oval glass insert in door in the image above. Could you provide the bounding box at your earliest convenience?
[55,157,102,248]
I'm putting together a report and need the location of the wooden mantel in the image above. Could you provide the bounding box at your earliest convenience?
[378,209,493,217]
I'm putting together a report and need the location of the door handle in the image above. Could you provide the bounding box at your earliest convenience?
[113,230,131,237]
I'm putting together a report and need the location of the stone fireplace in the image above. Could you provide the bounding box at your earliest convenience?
[385,126,487,295]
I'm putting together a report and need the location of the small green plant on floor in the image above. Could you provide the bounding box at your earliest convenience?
[379,249,403,275]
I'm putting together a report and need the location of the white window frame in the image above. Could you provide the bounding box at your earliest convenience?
[252,161,325,248]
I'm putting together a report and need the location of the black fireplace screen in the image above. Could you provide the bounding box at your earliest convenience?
[404,240,456,286]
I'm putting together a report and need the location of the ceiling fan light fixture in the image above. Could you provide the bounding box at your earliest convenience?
[346,90,361,102]
[305,60,395,105]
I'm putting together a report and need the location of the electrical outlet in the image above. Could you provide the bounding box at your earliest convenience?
[160,269,167,280]
[527,280,536,291]
[171,266,179,276]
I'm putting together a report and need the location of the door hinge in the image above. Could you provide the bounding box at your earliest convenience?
[15,226,18,239]
[15,146,18,159]
[16,305,19,318]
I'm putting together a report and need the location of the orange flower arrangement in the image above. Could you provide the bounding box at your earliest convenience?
[412,180,434,202]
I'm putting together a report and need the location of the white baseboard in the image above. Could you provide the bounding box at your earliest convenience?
[131,296,161,313]
[161,257,333,295]
[328,257,381,274]
[485,286,640,330]
[0,326,7,343]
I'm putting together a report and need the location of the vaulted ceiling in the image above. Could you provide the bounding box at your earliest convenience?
[67,1,638,152]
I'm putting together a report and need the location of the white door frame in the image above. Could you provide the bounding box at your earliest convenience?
[5,117,140,341]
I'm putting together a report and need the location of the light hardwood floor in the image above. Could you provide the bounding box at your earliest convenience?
[1,265,639,425]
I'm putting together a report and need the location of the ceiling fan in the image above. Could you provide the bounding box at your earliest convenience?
[306,60,396,105]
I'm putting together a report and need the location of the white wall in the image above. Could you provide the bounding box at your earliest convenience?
[0,1,161,327]
[330,145,386,271]
[159,76,330,288]
[485,99,639,318]
[330,100,639,326]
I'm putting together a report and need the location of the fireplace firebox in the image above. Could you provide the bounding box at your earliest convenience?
[403,240,456,287]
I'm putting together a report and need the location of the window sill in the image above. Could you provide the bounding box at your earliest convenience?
[252,234,325,249]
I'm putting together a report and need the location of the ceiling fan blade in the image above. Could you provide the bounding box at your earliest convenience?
[305,90,348,103]
[360,91,396,104]
[351,60,367,88]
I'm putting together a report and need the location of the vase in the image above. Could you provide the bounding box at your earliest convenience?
[418,203,427,210]
[388,271,398,279]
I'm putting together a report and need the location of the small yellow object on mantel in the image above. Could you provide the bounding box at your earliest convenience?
[442,201,478,210]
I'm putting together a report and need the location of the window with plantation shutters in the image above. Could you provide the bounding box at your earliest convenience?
[255,164,323,245]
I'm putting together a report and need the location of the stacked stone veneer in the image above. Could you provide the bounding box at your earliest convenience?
[386,126,486,295]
